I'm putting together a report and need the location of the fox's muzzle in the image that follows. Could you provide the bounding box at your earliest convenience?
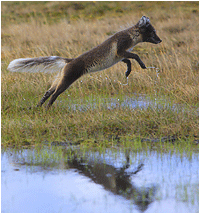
[146,36,162,44]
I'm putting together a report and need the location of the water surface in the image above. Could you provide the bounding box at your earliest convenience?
[59,94,186,112]
[1,146,199,213]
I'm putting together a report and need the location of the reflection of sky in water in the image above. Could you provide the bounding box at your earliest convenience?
[60,94,197,113]
[68,96,166,111]
[1,149,199,213]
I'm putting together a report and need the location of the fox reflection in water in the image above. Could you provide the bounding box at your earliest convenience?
[66,149,157,212]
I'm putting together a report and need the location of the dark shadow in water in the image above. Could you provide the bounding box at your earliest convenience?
[65,148,157,212]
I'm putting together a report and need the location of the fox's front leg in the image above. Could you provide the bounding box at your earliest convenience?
[121,51,147,70]
[122,59,131,78]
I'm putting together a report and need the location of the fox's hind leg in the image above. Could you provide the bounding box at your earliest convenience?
[37,87,56,107]
[46,60,85,109]
[46,79,69,109]
[37,73,61,107]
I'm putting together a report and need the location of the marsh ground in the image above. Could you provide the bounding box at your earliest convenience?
[1,1,199,147]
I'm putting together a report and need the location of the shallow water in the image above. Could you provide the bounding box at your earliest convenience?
[59,94,198,117]
[1,146,199,213]
[60,94,176,112]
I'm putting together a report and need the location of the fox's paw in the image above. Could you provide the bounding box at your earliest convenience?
[141,63,147,69]
[125,70,131,78]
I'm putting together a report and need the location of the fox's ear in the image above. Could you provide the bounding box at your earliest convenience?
[138,16,150,28]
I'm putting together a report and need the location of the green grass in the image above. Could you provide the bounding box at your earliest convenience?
[2,98,198,148]
[1,1,199,149]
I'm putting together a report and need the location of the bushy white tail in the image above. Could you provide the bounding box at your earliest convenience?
[7,56,73,73]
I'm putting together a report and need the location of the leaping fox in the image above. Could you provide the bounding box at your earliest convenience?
[8,16,162,109]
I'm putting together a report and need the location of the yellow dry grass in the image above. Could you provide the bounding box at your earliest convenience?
[1,2,199,146]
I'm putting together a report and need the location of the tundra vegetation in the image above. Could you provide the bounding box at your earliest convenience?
[1,1,199,150]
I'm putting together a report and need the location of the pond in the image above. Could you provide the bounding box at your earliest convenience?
[1,145,199,213]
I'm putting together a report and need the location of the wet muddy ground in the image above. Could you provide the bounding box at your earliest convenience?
[1,146,199,213]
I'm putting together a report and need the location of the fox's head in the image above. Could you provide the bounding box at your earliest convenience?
[136,16,162,44]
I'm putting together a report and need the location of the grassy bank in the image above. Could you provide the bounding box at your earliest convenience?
[1,1,199,148]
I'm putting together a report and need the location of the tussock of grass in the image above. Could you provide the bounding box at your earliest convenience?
[1,2,199,147]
